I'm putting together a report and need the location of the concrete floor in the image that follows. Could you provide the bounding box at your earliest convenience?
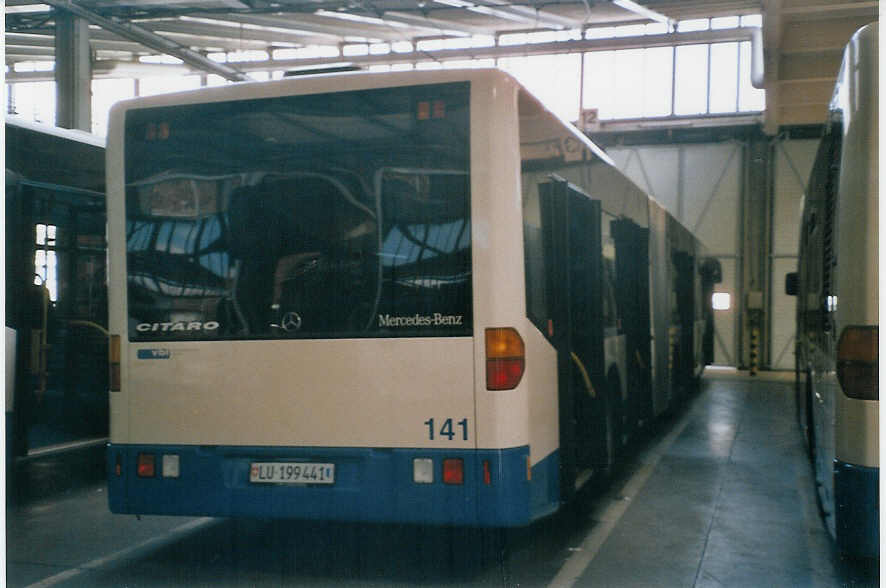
[6,372,879,587]
[569,371,878,587]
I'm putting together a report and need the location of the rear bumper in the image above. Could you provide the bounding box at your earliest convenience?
[107,444,534,526]
[834,460,879,558]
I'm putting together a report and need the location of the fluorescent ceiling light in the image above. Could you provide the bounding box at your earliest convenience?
[6,4,51,13]
[434,0,473,8]
[314,9,411,28]
[178,15,322,37]
[612,0,672,26]
[433,0,552,26]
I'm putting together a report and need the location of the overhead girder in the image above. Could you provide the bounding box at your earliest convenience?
[378,11,497,36]
[424,0,585,30]
[7,25,758,82]
[195,12,437,41]
[40,0,251,81]
[141,16,344,46]
[8,30,149,53]
[5,28,283,61]
[8,0,681,78]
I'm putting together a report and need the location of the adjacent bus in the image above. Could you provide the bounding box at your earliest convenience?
[6,118,108,492]
[786,23,878,557]
[106,69,719,526]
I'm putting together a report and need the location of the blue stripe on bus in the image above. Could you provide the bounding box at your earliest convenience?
[108,444,560,526]
[834,460,879,558]
[529,449,560,519]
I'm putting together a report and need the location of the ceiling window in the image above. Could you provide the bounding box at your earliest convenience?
[673,44,709,115]
[6,13,765,134]
[582,16,765,121]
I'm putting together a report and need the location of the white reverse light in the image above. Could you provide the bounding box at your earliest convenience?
[162,454,181,478]
[413,458,434,484]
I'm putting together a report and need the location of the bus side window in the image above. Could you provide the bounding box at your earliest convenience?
[523,182,550,336]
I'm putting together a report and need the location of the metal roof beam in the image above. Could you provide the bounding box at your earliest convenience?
[144,31,277,51]
[6,54,55,63]
[199,12,416,41]
[7,33,55,47]
[6,46,56,58]
[40,0,250,80]
[142,17,340,45]
[246,25,755,67]
[380,11,492,36]
[7,26,758,82]
[484,1,585,29]
[430,0,566,28]
[8,27,260,52]
[8,30,146,52]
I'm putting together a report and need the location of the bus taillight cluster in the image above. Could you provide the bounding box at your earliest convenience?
[486,328,525,390]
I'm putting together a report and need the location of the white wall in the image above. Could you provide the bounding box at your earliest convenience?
[769,138,819,370]
[608,142,743,366]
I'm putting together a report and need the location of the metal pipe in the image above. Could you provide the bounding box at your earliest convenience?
[751,26,765,89]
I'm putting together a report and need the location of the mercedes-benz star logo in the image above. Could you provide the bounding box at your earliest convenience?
[281,311,303,332]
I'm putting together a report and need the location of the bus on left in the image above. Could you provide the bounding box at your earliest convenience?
[6,117,109,501]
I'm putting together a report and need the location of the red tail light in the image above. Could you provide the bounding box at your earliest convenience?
[486,328,525,390]
[443,458,464,485]
[137,453,156,478]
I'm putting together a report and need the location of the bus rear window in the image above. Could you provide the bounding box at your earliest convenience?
[124,83,471,341]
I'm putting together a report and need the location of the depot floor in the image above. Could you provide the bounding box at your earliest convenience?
[6,371,880,587]
[562,369,879,587]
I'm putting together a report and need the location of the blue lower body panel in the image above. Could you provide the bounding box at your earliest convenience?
[108,444,557,527]
[834,460,879,558]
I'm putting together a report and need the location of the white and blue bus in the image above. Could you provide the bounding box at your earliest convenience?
[786,23,878,558]
[106,69,718,526]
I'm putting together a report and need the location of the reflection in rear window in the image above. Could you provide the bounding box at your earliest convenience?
[124,83,471,341]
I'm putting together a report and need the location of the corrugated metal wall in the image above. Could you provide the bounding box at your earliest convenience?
[603,131,819,369]
[607,142,743,366]
[769,138,818,370]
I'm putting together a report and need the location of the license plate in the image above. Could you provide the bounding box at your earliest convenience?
[249,462,335,484]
